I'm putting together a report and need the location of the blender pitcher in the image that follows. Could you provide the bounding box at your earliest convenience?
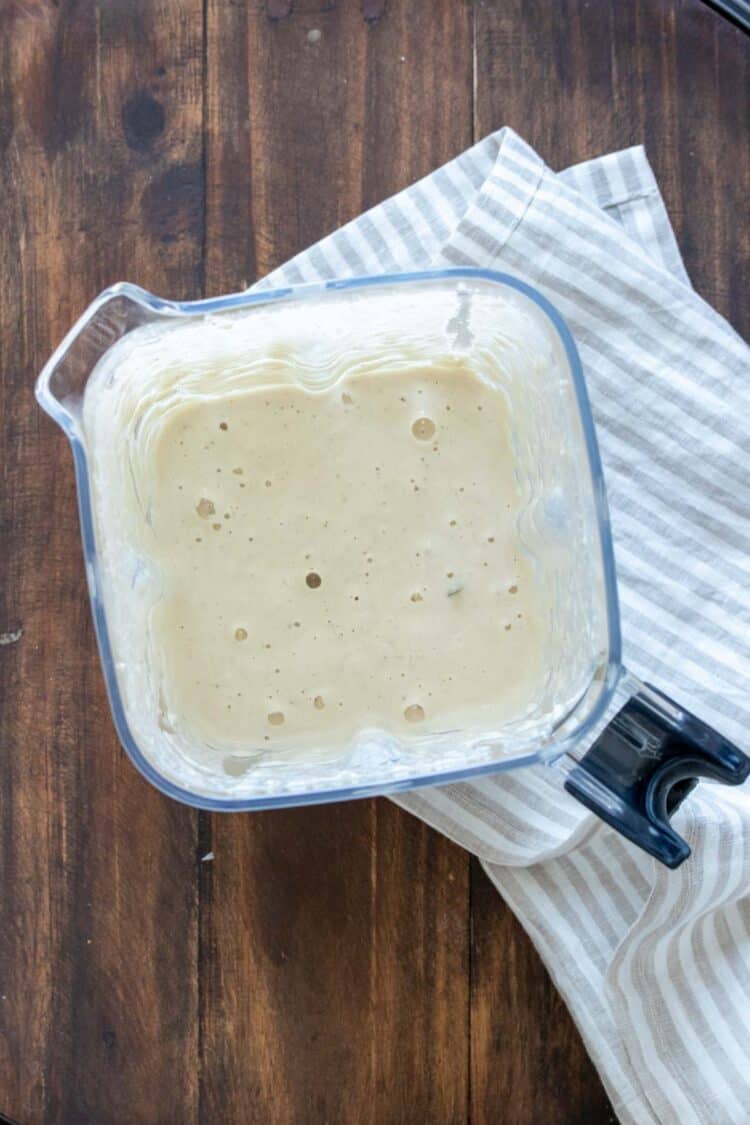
[35,269,749,868]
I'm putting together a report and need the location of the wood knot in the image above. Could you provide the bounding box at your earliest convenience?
[122,90,166,152]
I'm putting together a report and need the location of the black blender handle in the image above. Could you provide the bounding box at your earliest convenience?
[564,681,750,868]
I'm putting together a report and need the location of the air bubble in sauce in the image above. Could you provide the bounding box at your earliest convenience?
[411,418,435,441]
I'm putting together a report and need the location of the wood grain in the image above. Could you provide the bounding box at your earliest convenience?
[0,3,203,1122]
[0,1,746,1123]
[470,862,617,1125]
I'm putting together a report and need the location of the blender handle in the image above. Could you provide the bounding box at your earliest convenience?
[563,680,750,868]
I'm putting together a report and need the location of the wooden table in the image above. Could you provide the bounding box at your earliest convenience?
[1,2,747,1122]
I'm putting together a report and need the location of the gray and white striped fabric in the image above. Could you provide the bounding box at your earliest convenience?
[254,128,750,1125]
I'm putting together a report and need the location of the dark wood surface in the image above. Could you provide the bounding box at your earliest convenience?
[0,2,746,1122]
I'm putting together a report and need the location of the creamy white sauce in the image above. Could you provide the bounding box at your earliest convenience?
[83,280,606,798]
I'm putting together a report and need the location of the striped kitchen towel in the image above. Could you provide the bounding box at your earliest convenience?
[253,129,750,1125]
